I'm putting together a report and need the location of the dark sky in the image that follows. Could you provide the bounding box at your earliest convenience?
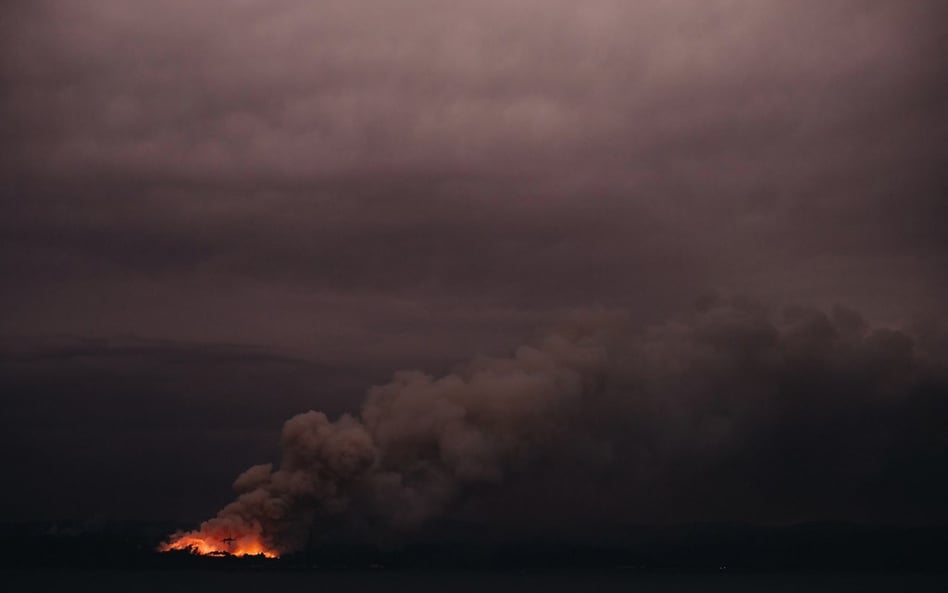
[1,1,946,528]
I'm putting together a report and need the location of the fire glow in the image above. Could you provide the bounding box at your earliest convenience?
[159,533,279,558]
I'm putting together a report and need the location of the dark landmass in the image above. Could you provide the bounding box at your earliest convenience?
[1,520,946,573]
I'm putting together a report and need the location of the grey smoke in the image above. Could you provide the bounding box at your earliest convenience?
[177,298,948,552]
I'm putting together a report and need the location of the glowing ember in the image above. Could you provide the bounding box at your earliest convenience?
[159,532,279,558]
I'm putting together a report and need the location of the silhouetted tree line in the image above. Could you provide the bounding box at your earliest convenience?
[1,521,946,572]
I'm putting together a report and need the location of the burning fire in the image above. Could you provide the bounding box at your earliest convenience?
[159,532,279,558]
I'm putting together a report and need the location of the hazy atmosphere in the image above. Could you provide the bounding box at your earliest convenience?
[1,0,946,559]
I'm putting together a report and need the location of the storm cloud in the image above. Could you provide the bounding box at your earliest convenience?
[2,1,946,349]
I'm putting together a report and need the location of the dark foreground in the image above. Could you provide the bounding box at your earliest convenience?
[4,570,948,593]
[3,521,948,571]
[2,521,947,591]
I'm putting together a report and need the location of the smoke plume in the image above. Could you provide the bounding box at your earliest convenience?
[166,298,948,553]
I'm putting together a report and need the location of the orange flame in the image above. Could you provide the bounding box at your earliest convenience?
[159,532,279,558]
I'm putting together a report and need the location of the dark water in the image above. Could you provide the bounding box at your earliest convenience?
[4,571,947,593]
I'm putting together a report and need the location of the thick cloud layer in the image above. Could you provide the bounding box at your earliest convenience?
[2,1,946,364]
[168,299,948,552]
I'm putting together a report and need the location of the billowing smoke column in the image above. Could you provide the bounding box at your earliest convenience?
[163,311,613,555]
[162,299,948,555]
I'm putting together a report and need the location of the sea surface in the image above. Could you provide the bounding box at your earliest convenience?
[4,570,948,593]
